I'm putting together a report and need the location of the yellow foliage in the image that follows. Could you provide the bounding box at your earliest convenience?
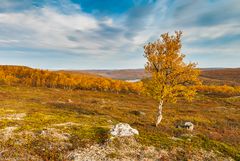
[0,65,142,94]
[143,31,201,103]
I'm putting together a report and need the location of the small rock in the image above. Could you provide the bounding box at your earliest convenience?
[57,100,65,104]
[181,134,193,137]
[139,111,146,116]
[107,120,113,123]
[68,99,73,103]
[184,122,194,131]
[129,110,146,116]
[110,123,139,137]
[170,136,183,141]
[176,121,194,131]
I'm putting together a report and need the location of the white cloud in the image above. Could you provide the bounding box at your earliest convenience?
[183,23,240,42]
[0,7,117,54]
[0,4,141,57]
[0,0,28,9]
[0,0,239,68]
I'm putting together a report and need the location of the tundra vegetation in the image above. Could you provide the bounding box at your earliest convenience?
[0,84,239,160]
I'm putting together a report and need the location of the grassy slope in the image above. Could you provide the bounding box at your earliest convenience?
[0,85,239,160]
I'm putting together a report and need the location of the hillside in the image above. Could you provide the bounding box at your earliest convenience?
[0,85,239,160]
[67,68,240,86]
[69,69,148,80]
[0,66,240,160]
[201,68,240,86]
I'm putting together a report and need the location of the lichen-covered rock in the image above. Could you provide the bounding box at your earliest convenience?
[110,123,139,137]
[176,121,194,131]
[184,122,194,131]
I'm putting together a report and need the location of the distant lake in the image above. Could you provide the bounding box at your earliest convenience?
[125,79,141,82]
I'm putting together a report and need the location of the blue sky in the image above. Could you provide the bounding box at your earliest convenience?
[0,0,239,69]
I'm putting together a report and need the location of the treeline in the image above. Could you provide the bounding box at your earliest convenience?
[0,66,142,94]
[0,65,240,96]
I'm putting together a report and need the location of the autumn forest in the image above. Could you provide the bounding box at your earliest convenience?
[1,65,240,98]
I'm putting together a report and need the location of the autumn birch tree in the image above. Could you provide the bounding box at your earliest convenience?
[143,31,201,127]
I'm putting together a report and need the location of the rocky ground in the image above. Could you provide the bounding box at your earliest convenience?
[68,137,234,161]
[0,115,235,161]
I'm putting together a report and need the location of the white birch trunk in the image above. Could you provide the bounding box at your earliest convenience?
[155,100,163,127]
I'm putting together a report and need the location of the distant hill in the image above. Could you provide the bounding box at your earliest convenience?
[65,68,240,86]
[2,66,240,86]
[65,69,149,80]
[200,68,240,86]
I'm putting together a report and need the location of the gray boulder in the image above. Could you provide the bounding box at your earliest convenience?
[176,121,194,131]
[110,123,139,137]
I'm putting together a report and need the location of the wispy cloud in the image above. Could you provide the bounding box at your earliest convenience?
[0,0,239,69]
